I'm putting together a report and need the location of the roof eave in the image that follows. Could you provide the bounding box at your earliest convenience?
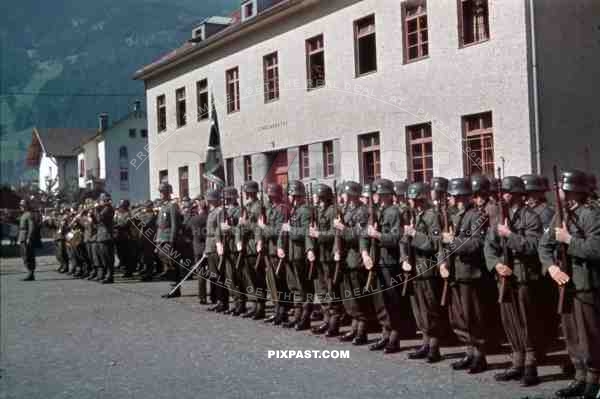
[133,0,316,82]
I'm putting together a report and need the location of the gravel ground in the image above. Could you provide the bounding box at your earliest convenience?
[1,252,569,399]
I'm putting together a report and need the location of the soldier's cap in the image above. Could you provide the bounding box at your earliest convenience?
[488,177,500,193]
[561,170,589,193]
[98,192,111,202]
[287,180,306,196]
[181,196,191,202]
[520,174,549,192]
[343,181,361,196]
[315,183,333,198]
[501,176,526,194]
[447,178,472,196]
[335,180,346,194]
[407,182,430,200]
[361,183,373,198]
[19,198,29,208]
[243,181,259,193]
[267,183,283,197]
[159,182,173,193]
[181,200,192,209]
[206,190,221,201]
[471,174,491,194]
[394,180,408,196]
[118,199,130,209]
[194,194,204,201]
[223,186,238,199]
[375,179,395,195]
[430,177,448,193]
[143,200,154,208]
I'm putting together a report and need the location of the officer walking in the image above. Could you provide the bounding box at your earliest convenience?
[95,193,115,284]
[137,200,157,282]
[18,199,40,281]
[155,183,181,297]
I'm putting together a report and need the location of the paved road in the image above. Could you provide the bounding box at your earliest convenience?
[1,254,568,399]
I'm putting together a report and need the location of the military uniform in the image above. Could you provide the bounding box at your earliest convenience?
[95,198,115,284]
[306,185,340,335]
[539,170,600,399]
[136,203,157,281]
[220,189,241,314]
[363,179,404,353]
[114,202,135,277]
[188,207,208,301]
[156,199,180,285]
[484,176,544,385]
[205,194,227,311]
[403,182,444,362]
[259,185,290,325]
[338,182,375,344]
[278,181,312,329]
[18,203,39,280]
[53,213,69,273]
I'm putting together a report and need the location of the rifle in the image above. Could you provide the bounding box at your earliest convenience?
[275,192,290,277]
[402,209,416,297]
[553,165,570,314]
[439,194,451,307]
[235,185,246,271]
[308,183,316,280]
[497,167,511,304]
[332,180,343,285]
[365,194,376,290]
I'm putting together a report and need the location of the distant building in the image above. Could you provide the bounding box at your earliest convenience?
[135,0,600,199]
[75,102,149,204]
[26,127,97,193]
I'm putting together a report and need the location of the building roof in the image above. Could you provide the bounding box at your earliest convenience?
[133,0,313,81]
[32,128,98,158]
[202,16,234,25]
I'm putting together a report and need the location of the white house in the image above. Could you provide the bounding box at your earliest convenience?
[26,127,97,194]
[134,0,600,199]
[76,102,150,204]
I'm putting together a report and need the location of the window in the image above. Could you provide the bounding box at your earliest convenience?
[79,159,85,178]
[242,0,256,21]
[463,111,494,176]
[141,129,148,138]
[359,133,381,184]
[244,156,252,181]
[226,67,240,113]
[263,52,279,102]
[226,158,234,186]
[159,169,168,184]
[458,0,489,47]
[199,163,208,194]
[129,128,136,138]
[157,95,166,132]
[407,123,433,183]
[299,145,310,179]
[120,168,129,191]
[179,166,189,199]
[306,35,325,90]
[176,87,186,127]
[323,141,334,178]
[119,146,128,160]
[196,79,209,120]
[354,15,377,76]
[402,1,428,62]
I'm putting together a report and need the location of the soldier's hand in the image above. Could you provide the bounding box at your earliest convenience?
[257,217,266,229]
[495,263,513,277]
[256,240,263,253]
[497,220,512,238]
[402,261,413,272]
[220,222,231,232]
[277,248,285,259]
[334,219,345,231]
[404,225,416,237]
[281,223,290,232]
[307,250,316,262]
[555,222,572,244]
[361,250,373,270]
[334,252,341,262]
[548,265,570,285]
[442,232,454,244]
[236,242,243,252]
[368,225,380,240]
[309,226,319,239]
[439,262,450,279]
[216,242,224,256]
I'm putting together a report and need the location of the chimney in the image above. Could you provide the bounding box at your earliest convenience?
[133,100,141,112]
[99,113,109,132]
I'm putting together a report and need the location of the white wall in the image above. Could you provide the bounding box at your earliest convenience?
[77,152,86,188]
[145,0,534,197]
[39,153,58,192]
[98,140,106,180]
